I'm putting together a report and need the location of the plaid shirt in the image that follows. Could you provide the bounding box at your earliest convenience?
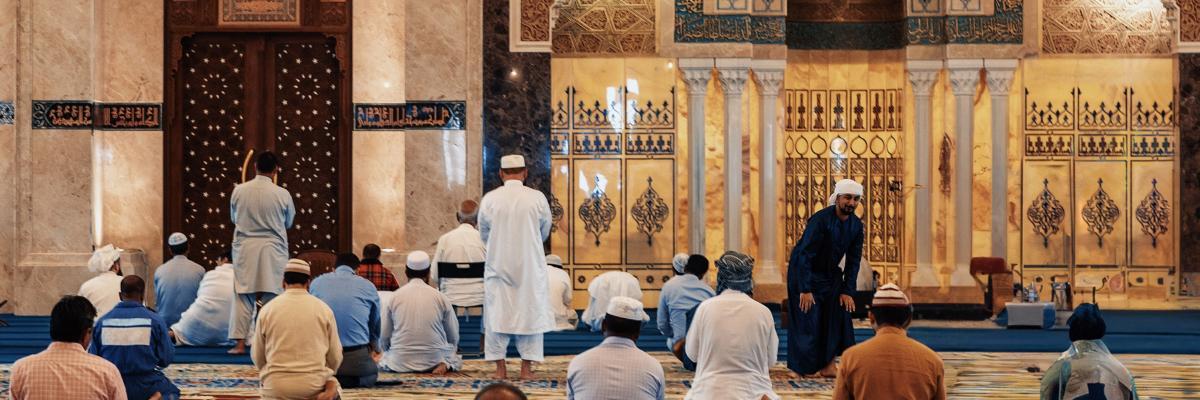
[357,259,400,291]
[9,341,127,400]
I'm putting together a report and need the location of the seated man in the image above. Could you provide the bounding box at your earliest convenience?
[580,270,643,331]
[545,254,577,331]
[357,243,400,291]
[833,284,945,400]
[567,296,665,400]
[252,259,341,400]
[79,244,124,317]
[90,275,180,400]
[1040,304,1137,400]
[379,251,464,374]
[476,382,528,400]
[310,253,382,388]
[171,250,236,346]
[657,254,714,360]
[685,251,779,400]
[9,296,126,400]
[154,232,206,327]
[432,199,487,307]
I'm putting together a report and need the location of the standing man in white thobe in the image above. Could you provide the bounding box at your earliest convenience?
[479,154,554,380]
[227,150,295,355]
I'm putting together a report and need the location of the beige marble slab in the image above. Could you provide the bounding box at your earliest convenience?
[352,130,406,253]
[30,0,93,99]
[27,130,92,254]
[99,131,163,266]
[403,130,471,253]
[405,0,468,101]
[0,124,14,313]
[0,0,16,99]
[353,0,406,103]
[97,0,162,102]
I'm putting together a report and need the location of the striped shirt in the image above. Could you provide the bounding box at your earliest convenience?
[567,336,665,400]
[9,342,127,400]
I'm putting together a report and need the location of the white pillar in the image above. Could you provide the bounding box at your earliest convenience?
[906,61,942,287]
[716,58,750,253]
[984,59,1017,260]
[751,59,785,283]
[679,58,714,255]
[947,59,983,287]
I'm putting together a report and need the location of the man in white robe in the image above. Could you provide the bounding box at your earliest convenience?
[581,270,643,332]
[228,150,296,354]
[545,255,577,331]
[379,251,463,374]
[479,154,554,380]
[170,251,236,346]
[431,199,487,307]
[79,244,124,318]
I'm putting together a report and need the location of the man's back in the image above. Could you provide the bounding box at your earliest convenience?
[172,264,236,346]
[91,302,173,375]
[154,255,206,326]
[79,272,123,319]
[230,176,293,240]
[432,224,487,306]
[582,271,643,330]
[567,337,665,400]
[478,180,553,335]
[253,289,341,380]
[546,266,575,330]
[380,280,460,371]
[657,274,714,343]
[685,291,779,400]
[834,327,945,400]
[310,266,381,347]
[10,342,127,400]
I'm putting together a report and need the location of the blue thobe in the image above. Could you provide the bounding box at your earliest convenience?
[154,255,206,327]
[90,301,179,400]
[310,266,382,348]
[786,205,864,375]
[656,273,714,349]
[230,175,295,295]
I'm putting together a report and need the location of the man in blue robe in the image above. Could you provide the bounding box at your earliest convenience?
[787,179,865,378]
[91,275,179,400]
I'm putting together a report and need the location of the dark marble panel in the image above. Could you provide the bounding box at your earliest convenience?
[786,21,905,50]
[0,101,13,125]
[482,0,552,194]
[1180,54,1200,273]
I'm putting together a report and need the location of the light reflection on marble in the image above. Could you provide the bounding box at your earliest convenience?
[353,131,406,254]
[98,0,162,102]
[0,125,14,312]
[99,131,163,266]
[353,0,405,102]
[404,130,470,253]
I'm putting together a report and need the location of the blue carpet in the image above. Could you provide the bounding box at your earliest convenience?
[2,310,1197,365]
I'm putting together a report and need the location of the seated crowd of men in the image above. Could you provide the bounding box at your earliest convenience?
[7,203,1137,400]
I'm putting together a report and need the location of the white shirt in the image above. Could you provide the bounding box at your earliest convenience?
[479,179,554,335]
[79,271,123,318]
[379,280,462,372]
[431,223,487,307]
[546,266,576,331]
[685,290,780,400]
[230,175,295,294]
[567,336,666,400]
[171,264,236,346]
[581,271,643,331]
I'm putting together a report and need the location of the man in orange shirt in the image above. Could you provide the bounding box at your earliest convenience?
[9,296,127,400]
[833,284,946,400]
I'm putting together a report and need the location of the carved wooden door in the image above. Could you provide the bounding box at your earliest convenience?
[166,33,350,266]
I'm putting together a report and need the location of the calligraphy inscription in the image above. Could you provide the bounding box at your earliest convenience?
[32,101,94,129]
[0,101,13,125]
[96,103,162,130]
[354,102,466,130]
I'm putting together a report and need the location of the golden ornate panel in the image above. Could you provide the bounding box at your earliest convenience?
[1129,161,1174,267]
[571,159,624,265]
[1021,162,1073,267]
[1074,161,1127,267]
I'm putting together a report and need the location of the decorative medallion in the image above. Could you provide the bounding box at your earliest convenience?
[549,192,565,233]
[1082,178,1120,248]
[1027,179,1066,248]
[0,101,13,125]
[32,101,94,130]
[578,176,617,246]
[631,177,670,246]
[354,102,466,130]
[95,103,163,130]
[1135,179,1169,248]
[219,0,300,26]
[939,133,952,195]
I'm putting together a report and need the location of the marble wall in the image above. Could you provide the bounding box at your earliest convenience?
[0,0,15,313]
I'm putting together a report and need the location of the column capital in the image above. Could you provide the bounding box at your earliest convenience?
[947,59,983,96]
[752,69,784,96]
[679,58,715,95]
[984,59,1018,97]
[716,58,751,96]
[907,69,940,96]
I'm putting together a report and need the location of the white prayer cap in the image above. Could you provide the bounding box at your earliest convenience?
[546,254,563,268]
[284,259,311,275]
[88,244,123,273]
[872,283,910,308]
[829,179,864,205]
[606,295,650,322]
[167,232,188,246]
[672,253,689,274]
[406,251,431,271]
[500,154,526,169]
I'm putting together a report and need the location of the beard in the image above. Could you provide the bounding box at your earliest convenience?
[839,204,856,215]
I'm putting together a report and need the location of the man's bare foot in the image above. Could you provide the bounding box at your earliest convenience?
[432,362,449,375]
[518,360,535,380]
[227,339,246,355]
[818,363,838,378]
[786,371,802,380]
[491,360,508,380]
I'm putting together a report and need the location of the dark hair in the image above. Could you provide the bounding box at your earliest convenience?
[602,314,642,339]
[475,382,527,400]
[1068,303,1106,341]
[500,167,527,176]
[870,305,913,328]
[336,252,361,269]
[685,254,709,277]
[362,244,382,259]
[219,250,233,262]
[50,296,97,343]
[284,271,310,285]
[169,241,189,256]
[120,275,146,298]
[406,267,431,280]
[255,151,279,174]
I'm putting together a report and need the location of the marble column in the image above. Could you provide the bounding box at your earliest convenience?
[679,58,713,254]
[906,60,941,287]
[751,59,784,283]
[947,59,982,287]
[984,59,1017,260]
[716,58,750,253]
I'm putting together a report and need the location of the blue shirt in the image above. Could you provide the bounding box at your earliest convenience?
[310,265,381,348]
[656,274,715,348]
[567,336,666,400]
[90,301,175,375]
[154,255,206,327]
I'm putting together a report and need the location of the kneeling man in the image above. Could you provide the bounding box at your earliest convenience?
[379,251,464,374]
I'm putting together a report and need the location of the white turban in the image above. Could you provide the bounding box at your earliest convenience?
[672,253,689,274]
[827,179,864,206]
[88,244,122,273]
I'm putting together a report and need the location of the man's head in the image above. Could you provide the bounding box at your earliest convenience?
[499,155,528,182]
[685,254,710,279]
[457,200,480,226]
[89,244,123,275]
[50,295,97,346]
[167,232,189,256]
[336,252,361,269]
[255,150,279,175]
[869,283,913,329]
[283,259,312,289]
[828,179,863,217]
[119,275,146,303]
[546,254,564,269]
[715,251,754,295]
[601,296,648,341]
[406,250,432,281]
[475,382,527,400]
[217,249,233,265]
[1068,303,1106,342]
[672,253,689,276]
[362,244,382,260]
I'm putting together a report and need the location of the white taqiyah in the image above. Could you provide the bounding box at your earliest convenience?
[605,295,650,322]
